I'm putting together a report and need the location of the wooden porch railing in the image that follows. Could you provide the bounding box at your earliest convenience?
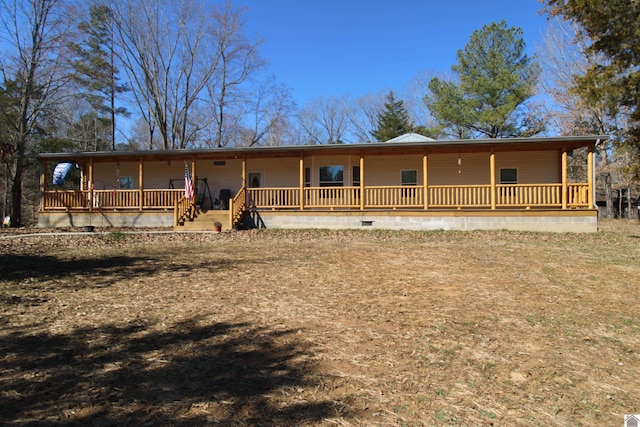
[93,189,140,208]
[42,183,592,214]
[305,187,360,209]
[495,184,589,208]
[247,187,301,209]
[496,184,562,207]
[429,185,491,208]
[568,183,589,207]
[43,189,184,210]
[142,189,185,209]
[43,190,89,210]
[365,186,423,208]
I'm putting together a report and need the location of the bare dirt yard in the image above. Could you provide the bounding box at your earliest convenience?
[1,220,639,426]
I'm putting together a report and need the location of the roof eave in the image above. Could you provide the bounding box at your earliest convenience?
[34,135,609,161]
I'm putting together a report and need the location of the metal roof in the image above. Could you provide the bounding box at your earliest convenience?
[35,134,608,162]
[385,132,436,143]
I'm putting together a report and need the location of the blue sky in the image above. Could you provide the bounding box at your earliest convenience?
[239,0,550,106]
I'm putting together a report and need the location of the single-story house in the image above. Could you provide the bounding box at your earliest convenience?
[36,133,606,232]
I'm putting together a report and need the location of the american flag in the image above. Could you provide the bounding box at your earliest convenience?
[184,163,195,201]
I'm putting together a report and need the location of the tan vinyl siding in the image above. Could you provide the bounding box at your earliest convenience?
[144,161,184,189]
[245,158,299,187]
[195,159,243,195]
[495,151,560,184]
[364,155,423,186]
[428,153,490,185]
[93,162,139,190]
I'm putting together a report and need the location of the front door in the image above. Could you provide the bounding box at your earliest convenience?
[248,172,261,188]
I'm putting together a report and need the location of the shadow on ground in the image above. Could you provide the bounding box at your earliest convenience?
[0,317,345,426]
[0,253,240,291]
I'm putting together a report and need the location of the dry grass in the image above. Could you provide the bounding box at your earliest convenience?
[1,220,639,426]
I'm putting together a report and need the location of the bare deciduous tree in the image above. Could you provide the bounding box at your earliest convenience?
[111,0,176,149]
[297,95,352,145]
[404,71,446,137]
[233,76,294,147]
[0,0,71,226]
[113,0,245,149]
[205,2,265,148]
[347,92,385,143]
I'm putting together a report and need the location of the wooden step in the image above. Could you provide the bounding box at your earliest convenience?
[175,209,231,231]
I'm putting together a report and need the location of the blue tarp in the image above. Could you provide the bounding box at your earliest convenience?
[52,162,74,186]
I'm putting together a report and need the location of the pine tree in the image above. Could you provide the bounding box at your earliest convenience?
[424,21,541,138]
[543,0,640,171]
[371,92,414,142]
[70,4,128,151]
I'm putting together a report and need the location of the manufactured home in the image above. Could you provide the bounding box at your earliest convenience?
[36,134,605,232]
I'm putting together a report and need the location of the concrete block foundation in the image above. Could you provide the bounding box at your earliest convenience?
[253,210,598,233]
[38,209,599,233]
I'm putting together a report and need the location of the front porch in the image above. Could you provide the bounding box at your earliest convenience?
[37,181,593,230]
[35,134,604,232]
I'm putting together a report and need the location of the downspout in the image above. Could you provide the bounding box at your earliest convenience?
[561,147,568,210]
[593,139,599,209]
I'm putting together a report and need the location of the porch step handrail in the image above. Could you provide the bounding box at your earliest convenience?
[174,196,197,226]
[229,186,247,228]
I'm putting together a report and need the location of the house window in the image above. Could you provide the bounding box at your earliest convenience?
[319,165,343,187]
[304,167,311,187]
[353,166,361,187]
[500,168,518,184]
[401,170,417,186]
[119,176,133,189]
[401,170,417,198]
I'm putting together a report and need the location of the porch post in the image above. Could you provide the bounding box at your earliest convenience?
[191,157,197,184]
[588,143,594,208]
[88,158,94,212]
[79,165,85,191]
[423,152,428,210]
[40,159,47,211]
[242,157,246,187]
[138,158,144,212]
[299,155,305,211]
[561,148,568,209]
[360,154,365,210]
[490,151,496,210]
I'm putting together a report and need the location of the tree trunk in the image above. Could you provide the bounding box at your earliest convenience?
[10,146,25,227]
[603,173,614,218]
[2,161,10,221]
[618,188,623,219]
[628,185,632,219]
